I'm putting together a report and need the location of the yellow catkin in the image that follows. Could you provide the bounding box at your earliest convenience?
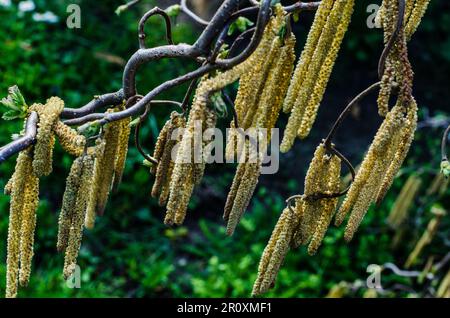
[225,5,285,161]
[18,172,39,287]
[63,155,94,279]
[226,161,261,236]
[32,97,65,177]
[283,0,334,113]
[57,157,84,252]
[307,154,341,255]
[405,0,431,40]
[223,161,247,222]
[335,105,404,226]
[376,99,418,202]
[297,0,355,139]
[280,0,352,152]
[151,118,172,175]
[152,112,186,199]
[387,175,421,228]
[166,57,253,225]
[54,121,86,156]
[85,139,106,229]
[255,34,296,133]
[343,109,406,242]
[252,208,296,296]
[96,119,121,215]
[6,150,33,298]
[193,107,217,185]
[292,144,327,246]
[112,115,132,191]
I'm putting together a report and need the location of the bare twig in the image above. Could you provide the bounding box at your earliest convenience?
[0,112,38,162]
[441,124,450,161]
[138,7,174,49]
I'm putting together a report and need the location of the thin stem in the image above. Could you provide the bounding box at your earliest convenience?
[138,7,174,49]
[180,0,210,26]
[378,0,406,79]
[324,82,381,147]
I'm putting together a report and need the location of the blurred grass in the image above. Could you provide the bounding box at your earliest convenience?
[0,0,448,298]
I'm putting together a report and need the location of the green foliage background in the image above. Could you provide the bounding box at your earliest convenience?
[0,0,448,298]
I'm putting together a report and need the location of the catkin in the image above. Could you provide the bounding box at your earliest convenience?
[225,5,285,160]
[151,118,172,175]
[18,172,39,287]
[335,105,404,226]
[292,144,327,246]
[63,155,94,279]
[85,139,106,229]
[307,154,341,255]
[297,0,355,139]
[283,0,334,113]
[57,157,84,252]
[166,52,253,225]
[280,0,354,152]
[152,112,186,202]
[96,119,121,215]
[112,115,132,191]
[54,121,86,156]
[32,97,65,177]
[375,99,418,203]
[252,207,296,296]
[226,160,261,236]
[405,0,431,41]
[6,150,33,298]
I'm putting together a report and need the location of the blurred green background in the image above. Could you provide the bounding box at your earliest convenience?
[0,0,448,298]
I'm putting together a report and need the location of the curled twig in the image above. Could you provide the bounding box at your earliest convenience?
[138,7,174,49]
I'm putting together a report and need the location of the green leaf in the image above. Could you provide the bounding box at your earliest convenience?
[2,109,23,121]
[228,17,254,36]
[165,5,181,18]
[211,92,227,118]
[1,85,28,120]
[293,12,300,23]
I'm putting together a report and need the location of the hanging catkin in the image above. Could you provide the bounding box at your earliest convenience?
[96,118,121,215]
[6,149,33,298]
[54,121,86,156]
[335,105,404,227]
[151,111,186,204]
[405,0,431,40]
[32,97,65,177]
[63,155,94,279]
[225,4,285,161]
[292,143,328,246]
[252,207,297,296]
[18,171,39,287]
[283,0,334,114]
[57,157,84,253]
[307,154,341,255]
[280,0,354,152]
[166,50,254,225]
[85,139,106,229]
[112,115,132,191]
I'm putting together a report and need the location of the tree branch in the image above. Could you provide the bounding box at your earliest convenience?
[0,112,38,162]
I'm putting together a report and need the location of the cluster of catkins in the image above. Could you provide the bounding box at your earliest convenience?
[280,0,355,152]
[253,0,430,295]
[253,142,341,296]
[4,98,131,298]
[224,5,296,235]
